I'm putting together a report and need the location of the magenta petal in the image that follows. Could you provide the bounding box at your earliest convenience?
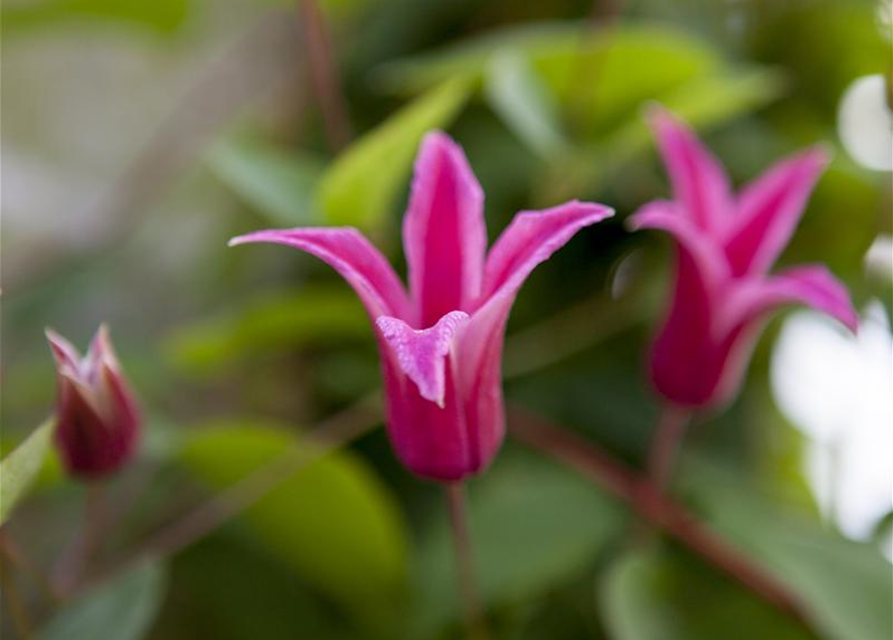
[403,132,486,327]
[482,200,614,303]
[376,311,469,406]
[716,265,859,337]
[629,200,730,285]
[724,147,829,276]
[230,227,410,321]
[46,329,82,373]
[648,106,733,232]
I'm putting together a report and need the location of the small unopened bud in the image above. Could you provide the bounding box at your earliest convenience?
[46,325,141,479]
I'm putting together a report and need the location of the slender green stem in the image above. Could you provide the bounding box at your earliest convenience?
[444,482,488,640]
[646,404,691,490]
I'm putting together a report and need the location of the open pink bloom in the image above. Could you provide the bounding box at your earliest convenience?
[231,132,613,480]
[630,108,858,409]
[46,325,141,479]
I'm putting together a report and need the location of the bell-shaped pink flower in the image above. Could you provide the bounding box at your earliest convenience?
[46,325,142,479]
[630,108,858,409]
[231,132,613,480]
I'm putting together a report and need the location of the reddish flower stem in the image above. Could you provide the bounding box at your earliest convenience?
[297,0,351,151]
[82,395,381,593]
[646,404,691,490]
[0,556,33,640]
[507,406,812,628]
[51,481,108,597]
[0,530,58,604]
[444,482,488,640]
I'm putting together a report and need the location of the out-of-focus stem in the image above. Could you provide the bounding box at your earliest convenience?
[51,482,108,597]
[444,482,488,640]
[298,0,351,151]
[646,404,691,490]
[84,394,380,592]
[0,530,57,603]
[0,554,33,639]
[508,406,812,629]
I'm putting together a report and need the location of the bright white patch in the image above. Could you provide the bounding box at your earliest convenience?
[865,234,893,283]
[837,74,893,172]
[771,301,893,558]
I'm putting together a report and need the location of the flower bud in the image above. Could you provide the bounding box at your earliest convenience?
[46,325,141,479]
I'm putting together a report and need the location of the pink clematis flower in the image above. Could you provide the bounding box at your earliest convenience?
[46,325,142,479]
[231,132,613,481]
[630,108,858,409]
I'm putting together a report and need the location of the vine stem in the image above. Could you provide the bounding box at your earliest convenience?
[51,481,108,597]
[507,406,812,629]
[646,404,691,490]
[444,482,488,640]
[82,395,381,592]
[0,556,33,640]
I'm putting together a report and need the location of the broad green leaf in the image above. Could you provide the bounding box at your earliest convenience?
[484,50,569,160]
[39,561,166,640]
[316,77,470,229]
[377,22,722,132]
[600,545,815,640]
[207,136,325,226]
[3,0,190,34]
[178,423,408,626]
[0,418,54,524]
[681,461,893,640]
[413,450,624,633]
[164,287,368,375]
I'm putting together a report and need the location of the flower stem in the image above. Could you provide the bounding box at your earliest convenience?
[0,557,33,640]
[508,406,812,628]
[444,482,488,640]
[51,481,108,597]
[0,530,58,604]
[646,404,691,490]
[84,395,380,591]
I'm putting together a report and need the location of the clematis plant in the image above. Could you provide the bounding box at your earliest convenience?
[46,325,142,479]
[231,131,613,481]
[630,107,859,410]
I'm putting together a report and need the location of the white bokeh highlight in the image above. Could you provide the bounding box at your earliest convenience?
[771,300,893,556]
[837,74,893,172]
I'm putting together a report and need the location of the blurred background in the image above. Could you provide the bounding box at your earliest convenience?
[2,0,891,639]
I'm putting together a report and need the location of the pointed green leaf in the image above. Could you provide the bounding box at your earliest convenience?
[178,423,408,625]
[316,77,470,229]
[0,418,54,524]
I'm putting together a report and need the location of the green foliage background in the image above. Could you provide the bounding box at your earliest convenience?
[2,0,890,639]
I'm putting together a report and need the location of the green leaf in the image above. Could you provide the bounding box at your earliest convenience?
[164,287,369,375]
[3,0,190,34]
[207,136,325,227]
[316,77,470,230]
[178,423,408,626]
[484,49,569,160]
[39,561,166,640]
[600,545,815,640]
[413,450,624,633]
[681,461,893,640]
[0,418,54,525]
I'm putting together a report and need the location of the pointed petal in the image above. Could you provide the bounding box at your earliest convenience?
[46,329,82,373]
[628,199,730,286]
[403,131,486,327]
[648,106,733,232]
[376,311,469,406]
[482,200,613,303]
[717,265,858,338]
[230,227,410,321]
[724,147,829,276]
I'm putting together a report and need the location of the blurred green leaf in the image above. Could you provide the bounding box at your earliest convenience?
[207,136,325,227]
[0,418,54,524]
[164,287,369,375]
[484,49,569,160]
[316,77,470,230]
[178,423,408,626]
[600,545,815,640]
[2,0,190,34]
[39,561,166,640]
[682,461,893,640]
[413,451,624,633]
